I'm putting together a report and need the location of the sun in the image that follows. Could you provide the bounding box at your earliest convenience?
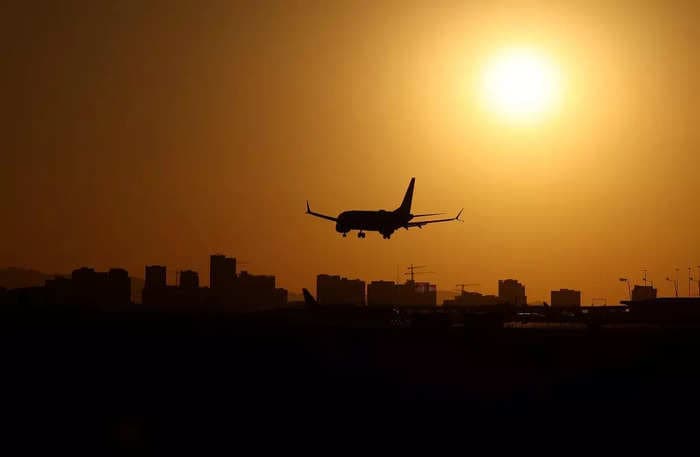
[480,47,562,123]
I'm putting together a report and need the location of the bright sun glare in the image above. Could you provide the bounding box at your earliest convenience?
[481,48,562,123]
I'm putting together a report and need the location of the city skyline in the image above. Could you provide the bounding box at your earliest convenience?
[3,1,700,307]
[5,253,700,307]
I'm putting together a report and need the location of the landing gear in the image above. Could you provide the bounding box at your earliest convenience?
[381,233,392,239]
[342,232,348,238]
[357,232,366,239]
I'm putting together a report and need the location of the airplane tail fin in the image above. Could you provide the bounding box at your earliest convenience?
[302,288,318,308]
[397,177,415,215]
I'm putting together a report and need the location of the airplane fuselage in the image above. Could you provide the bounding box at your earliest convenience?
[335,210,410,238]
[306,177,461,239]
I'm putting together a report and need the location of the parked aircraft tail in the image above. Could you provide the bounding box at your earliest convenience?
[302,288,318,307]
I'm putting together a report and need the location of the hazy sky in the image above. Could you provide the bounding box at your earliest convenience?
[2,1,699,303]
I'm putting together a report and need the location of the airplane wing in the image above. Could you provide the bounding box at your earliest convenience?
[306,201,337,222]
[406,209,463,228]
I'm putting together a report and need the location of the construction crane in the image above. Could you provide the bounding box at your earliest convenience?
[456,283,480,294]
[404,264,434,282]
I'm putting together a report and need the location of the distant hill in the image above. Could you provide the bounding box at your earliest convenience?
[0,267,146,303]
[0,267,57,289]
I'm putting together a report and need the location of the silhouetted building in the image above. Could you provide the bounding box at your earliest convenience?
[210,254,236,289]
[180,270,199,289]
[144,265,170,307]
[234,271,287,309]
[443,291,501,307]
[107,269,131,305]
[317,274,365,306]
[367,280,437,307]
[622,297,700,323]
[44,276,73,305]
[367,281,396,306]
[145,265,167,289]
[2,286,48,307]
[68,267,131,308]
[551,289,581,309]
[631,285,657,302]
[1,268,131,309]
[396,281,437,306]
[142,256,288,310]
[498,279,527,307]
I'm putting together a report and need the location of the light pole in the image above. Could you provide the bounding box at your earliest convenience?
[619,278,631,300]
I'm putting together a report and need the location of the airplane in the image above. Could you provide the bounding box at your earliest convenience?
[305,177,462,239]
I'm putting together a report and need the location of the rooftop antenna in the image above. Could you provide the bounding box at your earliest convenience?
[619,278,631,300]
[696,266,700,297]
[642,269,648,286]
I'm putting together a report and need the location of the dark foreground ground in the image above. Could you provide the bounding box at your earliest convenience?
[3,309,700,452]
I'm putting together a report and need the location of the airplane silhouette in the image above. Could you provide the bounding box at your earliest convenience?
[306,178,463,239]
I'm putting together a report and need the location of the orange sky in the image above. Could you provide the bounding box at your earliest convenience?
[2,1,699,303]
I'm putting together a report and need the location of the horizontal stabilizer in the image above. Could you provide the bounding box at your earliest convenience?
[406,208,464,228]
[412,212,445,218]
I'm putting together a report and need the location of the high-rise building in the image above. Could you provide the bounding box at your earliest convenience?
[498,279,527,307]
[68,267,131,307]
[367,281,396,306]
[108,268,131,305]
[235,271,286,309]
[180,270,199,289]
[210,254,236,289]
[367,279,437,307]
[396,281,437,306]
[631,285,657,301]
[145,265,167,289]
[443,291,501,307]
[316,274,365,305]
[551,289,581,308]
